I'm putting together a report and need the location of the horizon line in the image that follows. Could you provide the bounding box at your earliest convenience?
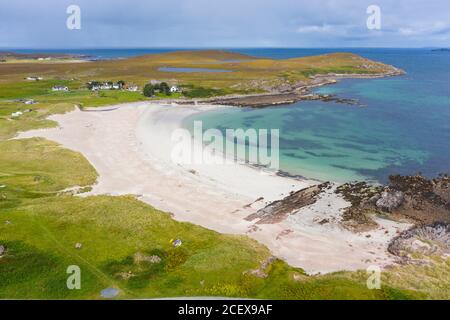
[0,46,445,51]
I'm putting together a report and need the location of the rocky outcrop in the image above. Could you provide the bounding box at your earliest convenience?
[388,223,450,262]
[246,174,450,233]
[336,174,450,231]
[376,191,405,212]
[387,174,450,224]
[173,66,402,108]
[335,182,383,231]
[245,183,331,224]
[203,86,363,108]
[243,256,277,278]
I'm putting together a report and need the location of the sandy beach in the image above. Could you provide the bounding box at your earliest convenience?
[17,102,411,274]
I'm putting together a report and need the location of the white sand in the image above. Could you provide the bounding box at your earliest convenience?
[17,102,411,274]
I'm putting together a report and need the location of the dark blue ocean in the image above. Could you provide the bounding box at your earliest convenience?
[8,48,450,183]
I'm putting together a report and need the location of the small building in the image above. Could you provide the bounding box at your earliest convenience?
[122,82,138,92]
[170,85,181,93]
[25,76,43,81]
[11,111,23,118]
[88,81,125,91]
[100,83,113,90]
[52,86,69,92]
[127,85,139,92]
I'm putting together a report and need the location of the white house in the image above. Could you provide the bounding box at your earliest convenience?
[25,76,43,81]
[52,86,69,92]
[11,111,23,118]
[127,86,139,92]
[89,81,130,91]
[170,85,181,93]
[100,83,113,90]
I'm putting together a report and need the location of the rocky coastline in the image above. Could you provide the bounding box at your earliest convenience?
[336,174,450,230]
[177,67,405,108]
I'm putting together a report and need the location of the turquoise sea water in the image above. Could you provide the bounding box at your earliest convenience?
[183,49,450,183]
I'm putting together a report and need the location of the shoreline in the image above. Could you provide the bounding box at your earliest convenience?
[152,69,405,108]
[16,101,411,274]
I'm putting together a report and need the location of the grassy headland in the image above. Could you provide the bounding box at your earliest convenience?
[0,50,401,98]
[0,50,403,138]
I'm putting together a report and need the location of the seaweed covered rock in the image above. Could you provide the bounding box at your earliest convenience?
[336,174,450,231]
[387,174,450,224]
[336,182,383,231]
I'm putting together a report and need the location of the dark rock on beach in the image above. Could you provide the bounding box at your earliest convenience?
[245,182,330,224]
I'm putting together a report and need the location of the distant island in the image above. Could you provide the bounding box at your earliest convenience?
[431,48,450,52]
[0,51,88,63]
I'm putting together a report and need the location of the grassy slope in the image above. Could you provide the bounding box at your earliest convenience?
[0,51,445,300]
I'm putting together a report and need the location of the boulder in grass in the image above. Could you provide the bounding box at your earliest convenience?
[133,252,161,264]
[100,287,119,299]
[172,239,182,247]
[75,243,82,249]
[148,255,161,263]
[376,191,404,212]
[0,245,6,257]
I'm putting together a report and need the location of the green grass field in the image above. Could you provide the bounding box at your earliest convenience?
[0,50,446,300]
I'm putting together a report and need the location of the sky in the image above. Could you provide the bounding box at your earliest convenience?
[1,0,449,48]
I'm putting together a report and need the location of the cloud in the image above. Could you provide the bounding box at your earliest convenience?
[296,25,334,34]
[399,22,450,36]
[0,0,449,48]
